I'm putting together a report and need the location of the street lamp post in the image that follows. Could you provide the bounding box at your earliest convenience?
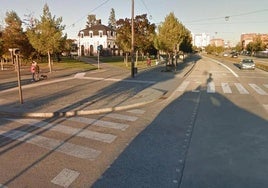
[131,0,135,78]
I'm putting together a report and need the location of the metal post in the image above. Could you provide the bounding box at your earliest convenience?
[131,0,135,78]
[15,53,23,104]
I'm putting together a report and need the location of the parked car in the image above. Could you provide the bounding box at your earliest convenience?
[239,59,255,70]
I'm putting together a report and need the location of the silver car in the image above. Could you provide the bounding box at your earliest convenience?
[239,59,255,70]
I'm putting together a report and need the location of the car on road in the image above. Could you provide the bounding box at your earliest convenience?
[239,59,255,70]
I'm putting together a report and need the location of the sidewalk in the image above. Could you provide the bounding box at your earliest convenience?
[0,57,196,118]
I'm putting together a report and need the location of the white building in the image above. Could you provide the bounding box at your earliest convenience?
[192,33,210,48]
[78,24,117,56]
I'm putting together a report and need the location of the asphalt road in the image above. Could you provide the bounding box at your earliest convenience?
[0,55,267,188]
[93,56,268,187]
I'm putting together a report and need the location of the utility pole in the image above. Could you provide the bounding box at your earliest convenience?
[131,0,135,78]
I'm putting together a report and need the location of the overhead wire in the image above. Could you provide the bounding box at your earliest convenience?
[186,9,268,23]
[65,0,111,30]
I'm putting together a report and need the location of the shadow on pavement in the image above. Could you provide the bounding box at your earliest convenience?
[92,88,268,188]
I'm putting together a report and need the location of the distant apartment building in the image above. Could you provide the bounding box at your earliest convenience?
[192,33,210,48]
[241,33,268,50]
[210,38,224,47]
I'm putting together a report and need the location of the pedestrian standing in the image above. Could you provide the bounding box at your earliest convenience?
[30,62,36,81]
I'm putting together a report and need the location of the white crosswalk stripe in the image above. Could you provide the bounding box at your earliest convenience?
[1,109,145,162]
[69,117,129,131]
[6,118,116,143]
[234,83,249,94]
[176,81,268,95]
[221,83,232,94]
[105,113,138,121]
[249,84,268,95]
[0,129,101,160]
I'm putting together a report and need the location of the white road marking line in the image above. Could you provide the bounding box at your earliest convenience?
[207,81,215,93]
[234,83,249,94]
[0,130,101,160]
[51,168,80,187]
[69,117,129,131]
[208,58,239,77]
[105,113,138,121]
[176,81,190,92]
[221,83,232,94]
[249,84,268,95]
[7,118,116,143]
[127,109,145,114]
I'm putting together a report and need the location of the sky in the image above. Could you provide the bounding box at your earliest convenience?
[1,0,268,45]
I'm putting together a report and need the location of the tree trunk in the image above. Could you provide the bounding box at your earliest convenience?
[125,53,128,67]
[48,51,52,73]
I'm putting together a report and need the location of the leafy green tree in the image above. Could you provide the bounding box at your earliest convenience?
[134,14,156,57]
[2,11,34,61]
[115,14,156,65]
[246,35,266,55]
[155,12,191,62]
[26,4,65,72]
[86,14,98,28]
[115,18,131,65]
[108,8,116,29]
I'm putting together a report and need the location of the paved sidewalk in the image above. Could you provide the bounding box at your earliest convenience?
[0,57,196,117]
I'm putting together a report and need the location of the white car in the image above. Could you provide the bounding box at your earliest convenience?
[239,59,255,70]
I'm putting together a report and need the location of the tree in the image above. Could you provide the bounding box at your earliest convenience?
[115,14,156,65]
[1,11,34,62]
[108,8,116,29]
[155,12,191,63]
[246,35,266,55]
[86,14,98,28]
[115,18,131,65]
[134,14,156,57]
[26,4,65,72]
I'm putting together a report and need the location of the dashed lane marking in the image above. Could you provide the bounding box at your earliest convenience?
[0,130,101,160]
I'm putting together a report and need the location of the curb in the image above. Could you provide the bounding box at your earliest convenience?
[0,98,157,118]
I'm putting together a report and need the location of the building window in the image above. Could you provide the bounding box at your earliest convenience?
[89,31,93,38]
[99,31,103,38]
[80,32,84,38]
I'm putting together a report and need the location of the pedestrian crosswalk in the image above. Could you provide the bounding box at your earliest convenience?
[1,109,146,161]
[176,80,268,95]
